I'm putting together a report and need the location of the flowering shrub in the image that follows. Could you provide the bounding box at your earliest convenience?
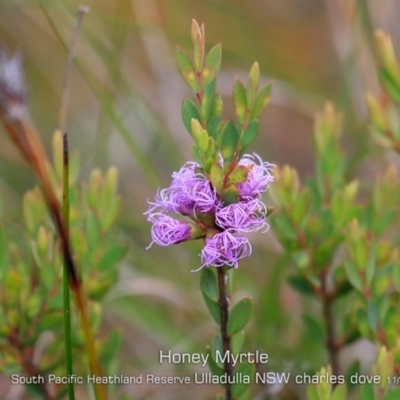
[145,154,274,269]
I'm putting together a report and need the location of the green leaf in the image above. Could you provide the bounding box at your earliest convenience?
[250,82,272,119]
[201,78,217,122]
[100,329,121,369]
[197,129,209,153]
[191,20,204,71]
[37,310,64,332]
[200,268,219,301]
[287,275,315,296]
[207,349,225,378]
[360,383,375,400]
[291,189,311,224]
[231,363,254,399]
[233,79,247,122]
[231,331,245,355]
[344,260,363,292]
[302,314,324,343]
[176,46,198,92]
[367,300,378,334]
[207,93,223,139]
[239,120,259,150]
[226,165,248,186]
[98,245,127,272]
[182,98,201,136]
[383,305,398,347]
[86,212,101,250]
[291,250,310,270]
[209,162,224,192]
[307,383,319,400]
[202,43,222,87]
[332,385,347,400]
[365,244,376,287]
[210,333,223,367]
[204,295,221,325]
[342,327,361,346]
[272,214,297,241]
[221,121,239,164]
[191,144,202,165]
[220,185,240,206]
[378,68,400,104]
[246,62,260,105]
[227,298,253,336]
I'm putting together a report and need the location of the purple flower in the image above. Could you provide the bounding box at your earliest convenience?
[215,198,268,233]
[145,153,273,270]
[237,153,274,199]
[147,214,196,249]
[145,162,217,217]
[198,230,252,270]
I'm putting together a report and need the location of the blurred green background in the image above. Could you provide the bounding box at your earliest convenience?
[0,0,399,399]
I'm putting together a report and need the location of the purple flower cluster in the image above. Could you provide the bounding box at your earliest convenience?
[145,154,274,270]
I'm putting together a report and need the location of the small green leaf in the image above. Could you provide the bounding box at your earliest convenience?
[210,333,223,367]
[378,68,400,104]
[365,244,376,287]
[307,384,319,400]
[231,363,254,399]
[209,162,224,192]
[331,385,347,400]
[197,129,209,153]
[204,295,221,325]
[272,214,297,241]
[367,300,378,334]
[360,383,375,400]
[205,137,216,159]
[302,314,324,343]
[227,297,253,336]
[287,275,315,296]
[191,20,204,71]
[240,120,259,150]
[291,250,310,270]
[191,144,202,165]
[182,98,201,136]
[226,165,248,186]
[250,82,272,120]
[202,43,222,87]
[86,213,100,250]
[207,93,223,139]
[207,350,225,378]
[200,268,219,301]
[334,280,353,299]
[176,46,198,92]
[231,331,245,355]
[234,79,247,122]
[100,329,121,368]
[221,121,239,164]
[246,62,260,105]
[344,260,363,292]
[99,245,127,272]
[201,78,217,122]
[220,185,240,206]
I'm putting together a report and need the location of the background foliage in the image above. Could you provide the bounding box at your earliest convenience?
[1,0,400,399]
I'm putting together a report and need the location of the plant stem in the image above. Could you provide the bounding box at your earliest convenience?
[321,268,339,378]
[63,133,75,400]
[217,267,233,400]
